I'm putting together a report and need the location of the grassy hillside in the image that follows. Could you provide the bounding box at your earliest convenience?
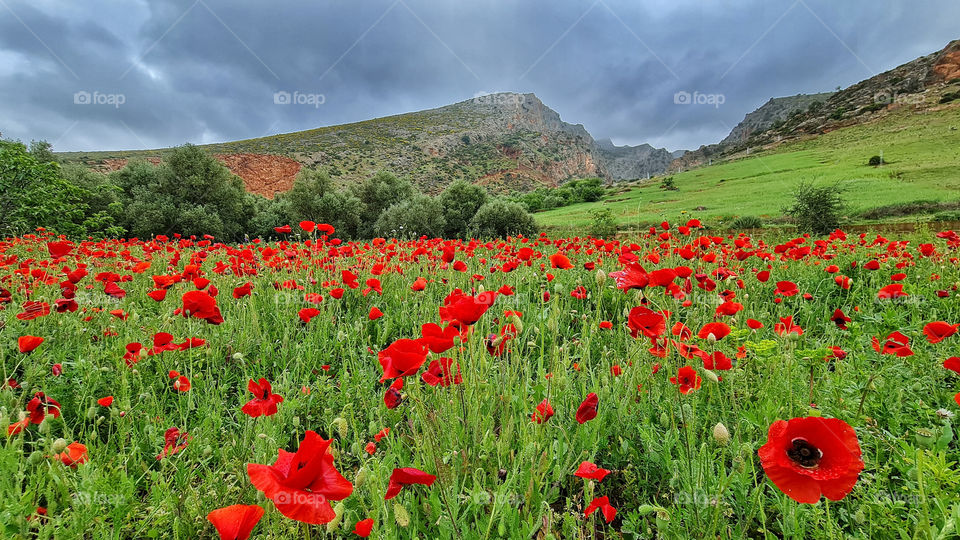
[537,102,960,231]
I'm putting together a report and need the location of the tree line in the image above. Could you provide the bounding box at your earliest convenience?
[0,140,537,240]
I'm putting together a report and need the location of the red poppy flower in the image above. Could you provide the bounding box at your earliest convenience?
[439,289,496,326]
[758,416,863,503]
[247,431,353,524]
[368,306,384,320]
[704,351,732,371]
[871,331,914,357]
[374,428,390,442]
[609,262,648,291]
[298,308,320,323]
[670,366,701,394]
[207,504,264,540]
[774,316,803,337]
[419,323,459,354]
[364,442,376,455]
[147,289,167,302]
[923,321,959,344]
[584,496,616,523]
[775,281,799,297]
[628,306,667,339]
[18,335,44,354]
[51,363,62,376]
[411,277,427,291]
[747,319,763,330]
[353,518,374,537]
[27,392,60,424]
[274,225,292,234]
[179,290,223,324]
[157,427,190,460]
[384,467,436,500]
[378,339,428,382]
[17,301,50,321]
[421,358,462,387]
[830,309,851,330]
[241,378,284,417]
[574,461,609,482]
[531,399,554,424]
[299,220,316,233]
[98,396,114,407]
[877,283,908,300]
[944,357,960,374]
[383,378,404,409]
[549,252,574,269]
[576,393,599,424]
[598,320,613,330]
[233,283,253,299]
[56,442,89,468]
[173,375,191,392]
[697,322,730,341]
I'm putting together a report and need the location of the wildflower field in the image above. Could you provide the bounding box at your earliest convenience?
[3,221,960,539]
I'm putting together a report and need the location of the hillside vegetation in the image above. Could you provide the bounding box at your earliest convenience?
[537,102,960,232]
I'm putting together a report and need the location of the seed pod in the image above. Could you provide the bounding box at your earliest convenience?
[393,502,410,527]
[52,438,67,453]
[332,417,348,438]
[713,423,730,446]
[595,269,606,286]
[326,502,345,532]
[354,466,368,488]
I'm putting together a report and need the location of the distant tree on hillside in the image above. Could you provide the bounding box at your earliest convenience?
[351,171,416,237]
[469,199,537,238]
[437,180,488,238]
[373,194,446,239]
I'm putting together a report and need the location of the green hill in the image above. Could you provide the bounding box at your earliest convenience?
[536,101,960,232]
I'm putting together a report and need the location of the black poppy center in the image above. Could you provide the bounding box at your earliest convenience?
[787,438,822,468]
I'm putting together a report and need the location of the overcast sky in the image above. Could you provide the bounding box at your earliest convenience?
[1,0,957,153]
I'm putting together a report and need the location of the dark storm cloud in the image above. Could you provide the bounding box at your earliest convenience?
[1,0,957,153]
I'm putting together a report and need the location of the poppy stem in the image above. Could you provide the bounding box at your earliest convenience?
[856,373,878,417]
[808,362,816,406]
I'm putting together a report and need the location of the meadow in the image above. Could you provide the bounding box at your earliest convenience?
[3,222,960,539]
[537,103,960,232]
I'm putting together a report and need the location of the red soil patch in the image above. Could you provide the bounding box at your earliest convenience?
[214,154,301,199]
[92,154,301,199]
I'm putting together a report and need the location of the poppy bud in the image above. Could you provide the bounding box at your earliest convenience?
[292,416,300,427]
[28,450,43,464]
[332,417,348,438]
[700,368,719,383]
[354,466,368,488]
[508,313,524,334]
[706,333,717,343]
[636,504,655,516]
[203,445,212,457]
[713,423,730,446]
[326,502,345,532]
[393,502,410,527]
[52,438,67,453]
[86,406,97,420]
[232,352,244,361]
[595,269,606,286]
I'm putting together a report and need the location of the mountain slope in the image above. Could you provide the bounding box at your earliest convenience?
[58,93,678,197]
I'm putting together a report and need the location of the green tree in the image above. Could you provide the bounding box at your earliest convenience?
[373,194,446,239]
[28,140,56,163]
[588,208,618,238]
[112,144,256,240]
[469,199,537,238]
[437,180,488,238]
[0,140,85,236]
[351,171,415,237]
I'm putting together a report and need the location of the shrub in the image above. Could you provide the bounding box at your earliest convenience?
[660,177,678,190]
[437,180,488,238]
[730,215,763,230]
[351,171,416,237]
[469,199,537,238]
[939,91,960,104]
[868,155,885,166]
[373,195,446,239]
[588,208,618,238]
[0,140,86,236]
[783,182,846,235]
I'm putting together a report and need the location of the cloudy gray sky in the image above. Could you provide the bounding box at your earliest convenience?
[1,0,957,153]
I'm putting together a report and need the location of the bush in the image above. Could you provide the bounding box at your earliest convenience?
[437,180,488,238]
[868,155,885,166]
[281,167,363,238]
[783,182,846,235]
[939,91,960,104]
[588,208,618,238]
[469,199,537,238]
[730,215,763,230]
[112,144,256,240]
[660,177,677,190]
[373,195,446,239]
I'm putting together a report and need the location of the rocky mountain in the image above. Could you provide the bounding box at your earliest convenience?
[672,39,960,172]
[60,93,678,197]
[595,138,678,180]
[719,92,835,146]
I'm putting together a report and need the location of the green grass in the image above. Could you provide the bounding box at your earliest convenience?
[537,103,960,232]
[3,229,960,538]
